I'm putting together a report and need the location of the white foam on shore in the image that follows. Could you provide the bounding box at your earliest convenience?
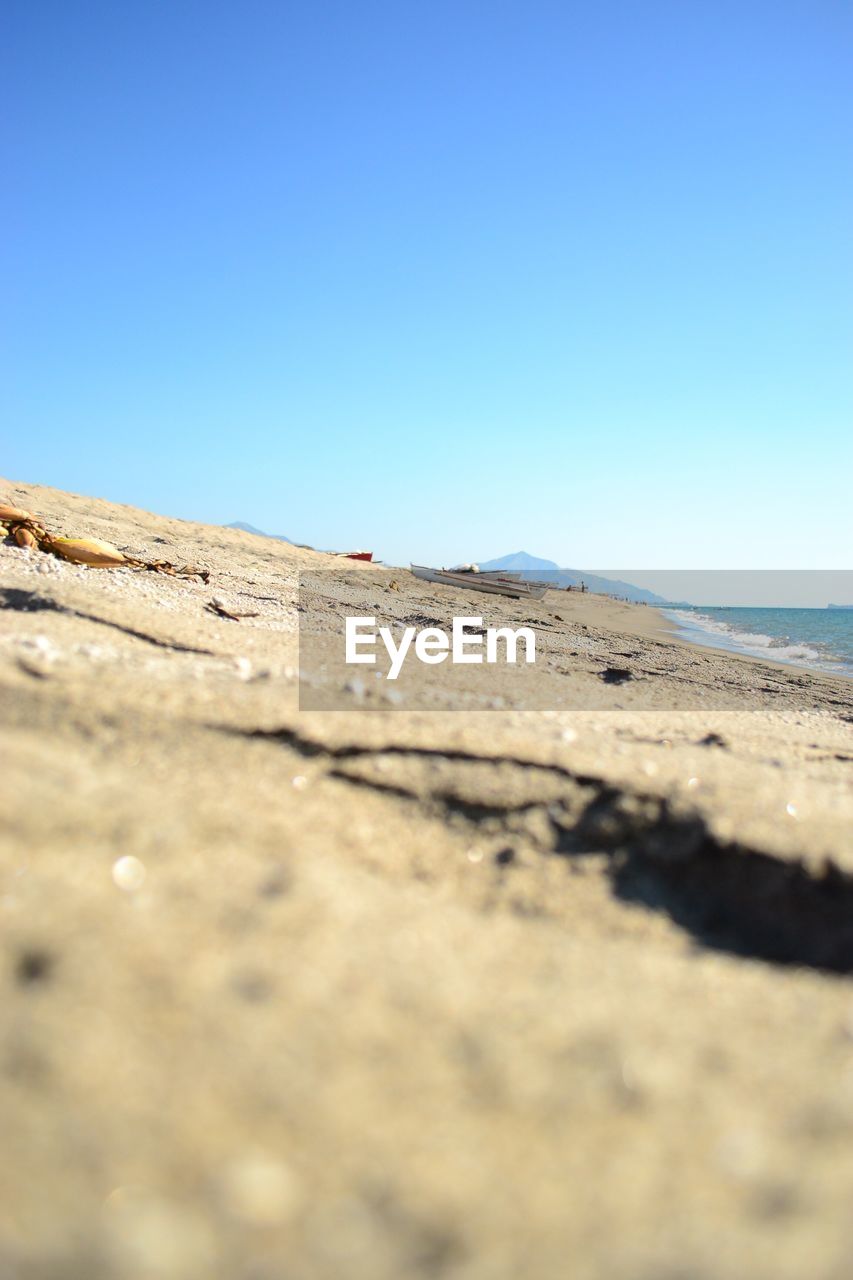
[664,609,847,676]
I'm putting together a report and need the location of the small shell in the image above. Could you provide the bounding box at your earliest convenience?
[0,504,35,522]
[48,536,127,567]
[14,526,38,549]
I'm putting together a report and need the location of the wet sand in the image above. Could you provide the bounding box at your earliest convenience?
[1,476,853,1280]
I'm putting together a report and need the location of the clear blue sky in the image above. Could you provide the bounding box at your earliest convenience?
[3,1,850,569]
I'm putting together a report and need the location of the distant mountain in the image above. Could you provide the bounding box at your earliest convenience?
[480,551,560,573]
[226,521,291,543]
[479,551,668,605]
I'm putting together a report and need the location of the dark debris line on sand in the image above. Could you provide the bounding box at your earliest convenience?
[0,587,219,656]
[223,722,853,975]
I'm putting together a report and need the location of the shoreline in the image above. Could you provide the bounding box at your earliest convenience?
[661,604,852,681]
[538,588,852,685]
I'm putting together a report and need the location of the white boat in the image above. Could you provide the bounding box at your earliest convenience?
[410,565,547,600]
[478,570,556,590]
[463,567,556,591]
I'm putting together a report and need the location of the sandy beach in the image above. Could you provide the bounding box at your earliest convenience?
[2,476,853,1280]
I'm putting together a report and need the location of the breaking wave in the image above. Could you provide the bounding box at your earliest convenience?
[663,608,852,677]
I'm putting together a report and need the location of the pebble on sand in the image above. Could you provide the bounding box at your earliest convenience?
[112,855,147,891]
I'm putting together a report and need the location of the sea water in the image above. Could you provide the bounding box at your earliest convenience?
[663,607,853,678]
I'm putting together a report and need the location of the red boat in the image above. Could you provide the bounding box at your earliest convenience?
[338,550,373,562]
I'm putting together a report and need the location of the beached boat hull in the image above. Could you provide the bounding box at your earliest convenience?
[410,565,547,600]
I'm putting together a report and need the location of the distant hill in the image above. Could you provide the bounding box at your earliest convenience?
[226,521,291,543]
[479,551,668,605]
[480,551,560,573]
